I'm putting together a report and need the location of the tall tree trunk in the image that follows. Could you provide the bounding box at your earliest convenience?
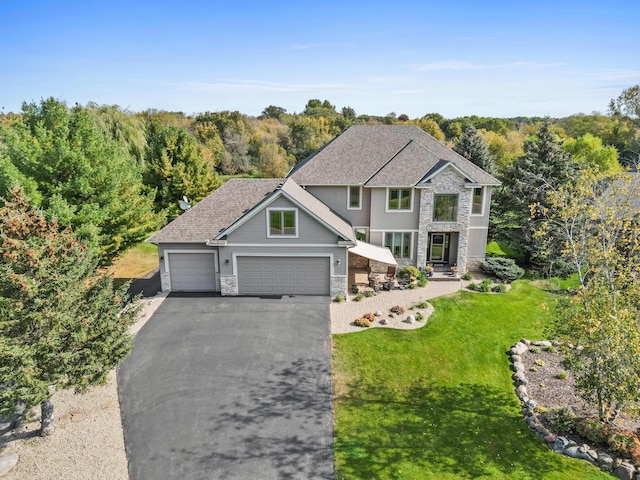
[40,399,55,437]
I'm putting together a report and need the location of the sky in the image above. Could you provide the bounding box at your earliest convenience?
[1,0,639,119]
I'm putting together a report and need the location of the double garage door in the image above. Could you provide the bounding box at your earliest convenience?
[237,256,330,296]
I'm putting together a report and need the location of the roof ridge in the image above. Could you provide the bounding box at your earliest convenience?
[363,139,413,186]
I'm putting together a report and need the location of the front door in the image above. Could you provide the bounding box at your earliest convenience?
[429,233,449,262]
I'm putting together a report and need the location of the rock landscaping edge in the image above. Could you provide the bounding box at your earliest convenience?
[509,339,640,480]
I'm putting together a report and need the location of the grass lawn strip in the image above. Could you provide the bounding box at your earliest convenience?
[332,281,613,479]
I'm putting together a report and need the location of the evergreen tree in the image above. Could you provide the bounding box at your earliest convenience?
[144,125,221,217]
[0,190,138,436]
[0,98,162,262]
[453,125,497,175]
[496,119,579,272]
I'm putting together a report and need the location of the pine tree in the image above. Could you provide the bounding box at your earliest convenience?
[453,125,496,175]
[496,119,579,272]
[0,190,138,436]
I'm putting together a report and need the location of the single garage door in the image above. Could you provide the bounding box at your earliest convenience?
[237,256,330,296]
[169,253,217,292]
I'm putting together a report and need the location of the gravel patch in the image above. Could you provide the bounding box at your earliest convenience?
[0,292,167,480]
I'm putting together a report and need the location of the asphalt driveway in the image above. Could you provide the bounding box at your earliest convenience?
[117,295,334,480]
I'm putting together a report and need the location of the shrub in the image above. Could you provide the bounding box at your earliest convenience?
[354,293,364,301]
[408,283,417,289]
[529,366,538,372]
[468,282,480,291]
[354,317,372,328]
[414,301,429,309]
[416,312,424,321]
[556,371,568,380]
[535,405,548,414]
[534,359,546,367]
[480,257,524,283]
[462,272,473,280]
[390,305,406,315]
[480,281,492,292]
[334,294,345,303]
[542,345,554,352]
[529,346,540,353]
[492,284,507,293]
[607,430,640,459]
[546,406,576,434]
[417,277,428,287]
[398,266,420,279]
[576,418,608,444]
[364,290,375,297]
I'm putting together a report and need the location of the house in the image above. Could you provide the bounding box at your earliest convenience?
[147,125,501,298]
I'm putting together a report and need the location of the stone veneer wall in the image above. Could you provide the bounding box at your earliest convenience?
[220,275,238,296]
[331,276,348,300]
[416,169,472,273]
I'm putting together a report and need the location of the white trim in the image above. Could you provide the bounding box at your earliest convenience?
[470,186,485,216]
[347,185,362,210]
[266,207,299,238]
[369,229,419,233]
[420,161,475,184]
[468,226,489,230]
[385,187,414,213]
[353,226,369,242]
[222,243,346,247]
[382,230,415,260]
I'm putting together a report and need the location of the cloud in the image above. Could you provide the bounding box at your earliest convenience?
[413,61,562,72]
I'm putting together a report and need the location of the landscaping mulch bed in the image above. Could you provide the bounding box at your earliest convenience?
[521,346,640,458]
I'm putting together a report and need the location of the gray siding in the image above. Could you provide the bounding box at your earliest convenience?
[226,196,340,245]
[370,188,421,230]
[305,185,371,227]
[469,186,492,228]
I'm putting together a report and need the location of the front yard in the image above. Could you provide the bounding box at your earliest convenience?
[332,281,612,479]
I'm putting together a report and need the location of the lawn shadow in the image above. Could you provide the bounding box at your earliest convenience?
[336,381,575,479]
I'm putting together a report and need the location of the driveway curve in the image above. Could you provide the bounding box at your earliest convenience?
[118,295,334,480]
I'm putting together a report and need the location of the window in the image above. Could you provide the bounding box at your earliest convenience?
[472,187,483,215]
[385,232,412,258]
[348,186,361,209]
[433,194,458,222]
[387,188,412,210]
[268,209,297,237]
[355,228,368,241]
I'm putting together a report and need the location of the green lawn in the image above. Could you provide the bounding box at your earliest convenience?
[332,281,612,479]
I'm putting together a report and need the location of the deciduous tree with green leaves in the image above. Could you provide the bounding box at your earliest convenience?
[0,190,139,436]
[534,171,640,422]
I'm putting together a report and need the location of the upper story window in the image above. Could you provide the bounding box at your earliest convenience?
[472,187,483,215]
[387,188,412,211]
[348,186,362,210]
[267,208,298,237]
[433,194,458,222]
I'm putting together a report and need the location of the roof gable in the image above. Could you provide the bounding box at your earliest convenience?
[215,178,355,243]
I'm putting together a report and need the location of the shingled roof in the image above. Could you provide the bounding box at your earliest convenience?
[147,177,356,244]
[288,125,501,187]
[147,178,283,243]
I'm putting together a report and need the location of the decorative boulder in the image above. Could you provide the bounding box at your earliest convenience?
[511,361,525,372]
[553,436,570,453]
[512,371,527,386]
[0,454,19,476]
[379,318,389,325]
[510,354,522,364]
[597,452,614,471]
[514,342,528,355]
[405,315,416,324]
[612,462,635,480]
[374,310,383,317]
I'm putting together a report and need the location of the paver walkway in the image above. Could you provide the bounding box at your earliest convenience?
[330,279,465,334]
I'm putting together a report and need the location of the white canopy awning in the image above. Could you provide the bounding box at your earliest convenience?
[349,240,397,266]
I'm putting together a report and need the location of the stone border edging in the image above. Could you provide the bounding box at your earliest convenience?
[509,339,640,480]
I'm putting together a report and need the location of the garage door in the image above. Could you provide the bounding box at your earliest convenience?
[237,257,329,296]
[169,253,217,292]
